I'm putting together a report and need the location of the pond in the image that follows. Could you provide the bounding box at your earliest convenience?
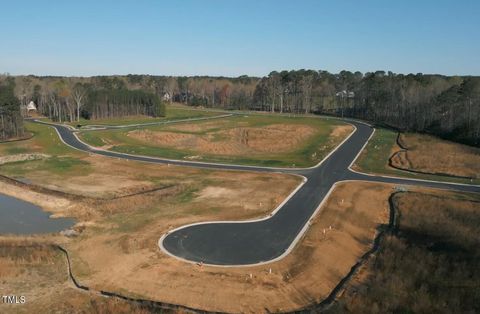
[0,193,75,235]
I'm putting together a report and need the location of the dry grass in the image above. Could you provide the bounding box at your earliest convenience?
[0,240,158,313]
[0,240,57,280]
[391,133,480,178]
[331,190,480,313]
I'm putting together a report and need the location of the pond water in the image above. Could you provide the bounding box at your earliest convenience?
[0,193,75,235]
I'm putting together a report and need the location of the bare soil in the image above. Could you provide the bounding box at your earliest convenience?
[391,133,480,178]
[127,123,317,155]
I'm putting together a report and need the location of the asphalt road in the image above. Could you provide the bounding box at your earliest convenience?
[33,118,480,266]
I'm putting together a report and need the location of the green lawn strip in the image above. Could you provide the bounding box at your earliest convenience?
[355,128,480,185]
[79,115,349,167]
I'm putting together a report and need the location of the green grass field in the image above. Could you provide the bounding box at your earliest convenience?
[79,114,351,167]
[354,128,480,185]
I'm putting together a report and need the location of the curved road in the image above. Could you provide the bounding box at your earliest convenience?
[33,117,480,266]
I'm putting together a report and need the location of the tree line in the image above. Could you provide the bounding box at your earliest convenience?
[2,71,479,145]
[253,70,480,146]
[1,76,166,123]
[7,74,258,113]
[83,89,165,120]
[0,79,24,141]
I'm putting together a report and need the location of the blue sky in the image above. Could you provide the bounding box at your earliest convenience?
[1,0,479,77]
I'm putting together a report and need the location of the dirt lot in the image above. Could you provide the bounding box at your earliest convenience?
[64,181,392,313]
[391,133,480,179]
[128,123,318,155]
